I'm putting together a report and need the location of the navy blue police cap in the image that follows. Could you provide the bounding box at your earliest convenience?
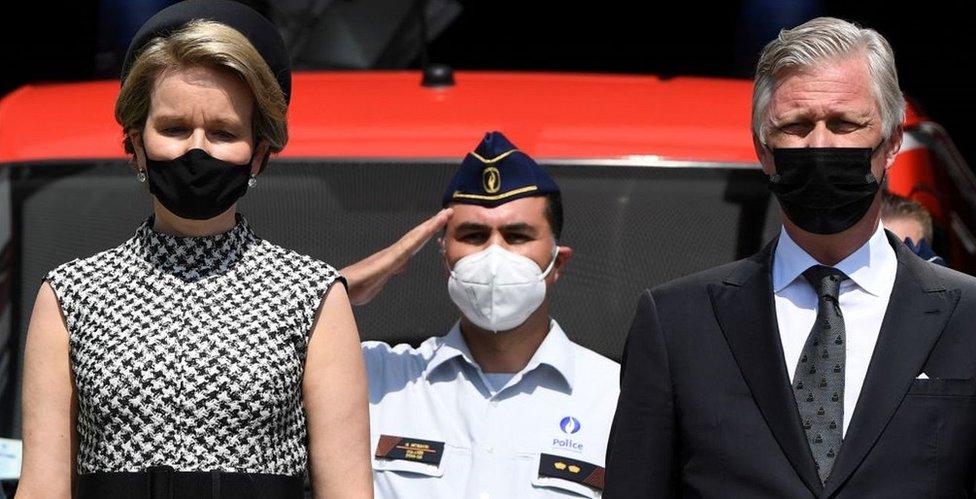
[442,132,560,208]
[121,0,291,103]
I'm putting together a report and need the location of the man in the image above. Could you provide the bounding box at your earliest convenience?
[606,17,976,498]
[881,191,946,265]
[343,131,619,498]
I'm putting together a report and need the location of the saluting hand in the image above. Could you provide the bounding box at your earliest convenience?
[341,208,453,306]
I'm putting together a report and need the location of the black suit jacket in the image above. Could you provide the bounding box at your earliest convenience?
[605,231,976,498]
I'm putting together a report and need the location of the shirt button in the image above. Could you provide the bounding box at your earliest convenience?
[485,445,494,453]
[490,400,499,407]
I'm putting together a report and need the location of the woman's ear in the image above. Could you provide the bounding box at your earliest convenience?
[128,129,146,172]
[250,140,271,177]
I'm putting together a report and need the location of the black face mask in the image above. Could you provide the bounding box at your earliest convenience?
[146,148,252,220]
[768,144,885,235]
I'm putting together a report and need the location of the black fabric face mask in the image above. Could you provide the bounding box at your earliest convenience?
[146,148,252,220]
[768,144,884,235]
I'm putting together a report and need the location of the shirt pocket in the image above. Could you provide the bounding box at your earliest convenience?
[371,456,445,478]
[522,453,602,498]
[371,434,451,478]
[531,476,601,498]
[907,377,976,397]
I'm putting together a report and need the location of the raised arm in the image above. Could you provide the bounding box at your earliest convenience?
[17,282,77,499]
[303,282,373,498]
[341,208,452,306]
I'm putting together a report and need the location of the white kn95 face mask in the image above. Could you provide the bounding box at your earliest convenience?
[447,244,558,333]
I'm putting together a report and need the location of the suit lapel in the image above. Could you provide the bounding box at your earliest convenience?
[709,239,824,496]
[821,232,960,497]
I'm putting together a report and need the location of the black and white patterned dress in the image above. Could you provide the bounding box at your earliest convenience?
[44,214,343,476]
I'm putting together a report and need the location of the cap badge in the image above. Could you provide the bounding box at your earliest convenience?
[483,166,501,194]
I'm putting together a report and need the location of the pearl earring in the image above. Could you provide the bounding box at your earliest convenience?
[137,170,147,183]
[248,174,257,187]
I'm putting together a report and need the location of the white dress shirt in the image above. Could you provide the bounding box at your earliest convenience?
[772,223,898,435]
[362,320,620,498]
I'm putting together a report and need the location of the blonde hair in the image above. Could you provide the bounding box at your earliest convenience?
[881,191,934,242]
[115,20,288,156]
[752,17,905,144]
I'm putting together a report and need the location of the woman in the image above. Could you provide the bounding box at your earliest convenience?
[15,1,372,497]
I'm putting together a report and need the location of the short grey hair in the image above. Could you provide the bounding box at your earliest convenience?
[752,17,905,144]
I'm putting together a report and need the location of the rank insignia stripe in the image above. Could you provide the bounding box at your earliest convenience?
[375,434,445,466]
[538,453,605,491]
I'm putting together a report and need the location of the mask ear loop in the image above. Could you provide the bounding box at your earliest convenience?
[761,141,785,184]
[871,136,888,156]
[867,137,889,185]
[133,135,150,183]
[538,245,559,280]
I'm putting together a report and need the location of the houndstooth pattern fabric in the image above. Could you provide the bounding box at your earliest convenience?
[44,214,343,476]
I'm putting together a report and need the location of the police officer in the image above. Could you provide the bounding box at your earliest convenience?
[880,191,946,265]
[343,131,619,498]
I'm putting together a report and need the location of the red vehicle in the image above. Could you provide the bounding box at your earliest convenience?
[1,71,974,476]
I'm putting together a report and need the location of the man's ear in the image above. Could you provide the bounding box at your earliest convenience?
[753,133,775,176]
[250,140,271,176]
[550,245,573,283]
[883,126,904,170]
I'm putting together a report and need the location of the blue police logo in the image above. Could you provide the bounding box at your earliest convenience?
[560,416,581,434]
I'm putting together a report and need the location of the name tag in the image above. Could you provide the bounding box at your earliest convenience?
[0,438,23,480]
[375,434,445,466]
[538,453,604,490]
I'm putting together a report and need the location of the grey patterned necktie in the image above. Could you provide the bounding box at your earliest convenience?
[793,265,847,483]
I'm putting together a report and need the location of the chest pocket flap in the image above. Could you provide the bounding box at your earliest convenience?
[372,434,446,477]
[531,453,603,498]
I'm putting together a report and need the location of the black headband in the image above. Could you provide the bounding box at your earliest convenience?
[120,0,291,103]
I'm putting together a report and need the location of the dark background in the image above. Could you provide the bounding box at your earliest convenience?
[1,0,973,163]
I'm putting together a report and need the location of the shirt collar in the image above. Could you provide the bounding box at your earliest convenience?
[772,223,895,296]
[424,322,477,378]
[424,320,577,390]
[522,320,576,390]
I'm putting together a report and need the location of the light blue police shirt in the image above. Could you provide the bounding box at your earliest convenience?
[362,320,620,498]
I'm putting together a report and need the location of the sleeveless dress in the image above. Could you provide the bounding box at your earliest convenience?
[44,214,343,476]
